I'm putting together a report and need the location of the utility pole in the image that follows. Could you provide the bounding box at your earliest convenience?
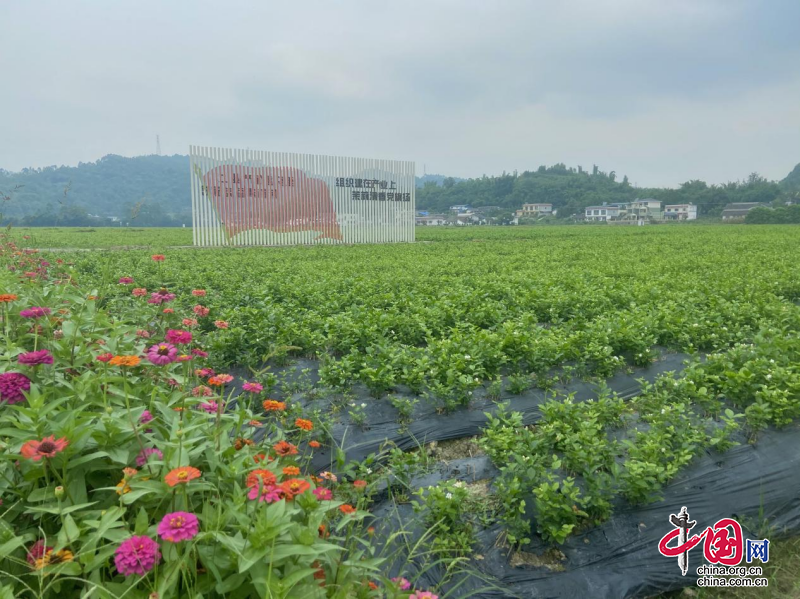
[156,135,161,156]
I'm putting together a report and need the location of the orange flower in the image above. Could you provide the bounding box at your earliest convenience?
[368,582,378,590]
[151,254,165,261]
[262,399,286,412]
[0,294,18,303]
[295,418,313,431]
[309,440,321,448]
[280,478,311,499]
[246,469,277,489]
[353,480,367,490]
[109,355,140,367]
[249,419,263,427]
[253,453,268,464]
[207,376,224,386]
[234,438,254,450]
[273,440,298,457]
[20,436,69,461]
[165,466,201,487]
[116,479,132,495]
[339,504,356,515]
[282,466,300,476]
[318,524,329,538]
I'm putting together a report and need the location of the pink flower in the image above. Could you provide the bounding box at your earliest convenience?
[18,349,54,366]
[214,320,229,329]
[193,305,210,317]
[165,329,192,345]
[137,329,151,339]
[182,318,198,328]
[313,487,332,500]
[146,343,178,365]
[163,308,174,315]
[157,511,199,543]
[167,378,180,387]
[409,592,438,599]
[195,367,215,378]
[140,410,153,425]
[214,374,233,384]
[115,536,161,576]
[191,349,208,358]
[0,372,31,404]
[132,288,147,297]
[20,307,51,319]
[198,401,219,413]
[248,484,285,503]
[191,385,212,397]
[242,381,263,394]
[96,353,114,363]
[191,289,206,297]
[27,540,53,565]
[177,354,193,362]
[392,578,412,591]
[148,291,176,305]
[118,277,134,284]
[136,447,163,467]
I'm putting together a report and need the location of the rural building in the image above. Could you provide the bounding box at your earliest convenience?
[449,205,471,214]
[664,204,698,220]
[415,214,449,226]
[515,203,553,218]
[585,205,621,222]
[627,199,662,220]
[721,202,767,220]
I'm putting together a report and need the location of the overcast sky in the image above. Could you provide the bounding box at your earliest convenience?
[2,0,799,187]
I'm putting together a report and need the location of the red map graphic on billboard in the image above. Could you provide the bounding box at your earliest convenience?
[202,165,342,241]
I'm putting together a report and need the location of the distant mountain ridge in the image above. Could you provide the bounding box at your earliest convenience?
[0,154,797,225]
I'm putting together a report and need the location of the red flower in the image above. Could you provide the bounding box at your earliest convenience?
[151,254,165,262]
[273,441,298,457]
[96,352,114,363]
[309,440,321,448]
[191,289,206,297]
[295,418,313,431]
[20,436,69,461]
[353,480,367,489]
[339,504,356,515]
[280,478,311,499]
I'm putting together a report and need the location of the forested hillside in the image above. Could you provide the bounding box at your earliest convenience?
[1,155,797,225]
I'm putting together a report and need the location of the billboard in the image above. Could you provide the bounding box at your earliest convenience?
[189,146,415,246]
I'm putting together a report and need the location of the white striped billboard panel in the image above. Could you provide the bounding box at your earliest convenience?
[189,146,415,246]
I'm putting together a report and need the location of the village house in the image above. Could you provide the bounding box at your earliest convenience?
[415,214,449,226]
[721,202,766,220]
[664,204,698,220]
[584,205,621,222]
[515,203,553,218]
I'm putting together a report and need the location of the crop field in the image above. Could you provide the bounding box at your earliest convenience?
[1,225,800,598]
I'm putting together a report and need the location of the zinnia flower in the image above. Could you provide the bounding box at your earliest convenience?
[309,440,321,448]
[295,418,313,431]
[195,367,215,378]
[163,308,174,314]
[0,372,32,404]
[136,447,163,467]
[151,254,165,261]
[118,277,134,284]
[207,374,233,386]
[246,469,277,489]
[165,466,201,487]
[132,288,147,297]
[214,320,229,329]
[109,355,140,367]
[282,466,300,476]
[148,291,176,305]
[140,410,153,424]
[280,478,311,499]
[192,385,212,397]
[191,289,206,297]
[198,401,219,414]
[409,592,438,599]
[157,511,199,543]
[18,350,54,366]
[177,354,192,362]
[242,381,263,393]
[0,294,19,303]
[263,399,286,411]
[33,548,73,570]
[319,471,338,483]
[114,536,161,576]
[136,329,151,338]
[339,504,356,515]
[165,329,192,345]
[21,436,69,461]
[183,318,198,328]
[96,352,114,363]
[392,578,412,591]
[26,540,52,566]
[248,484,285,503]
[313,487,332,500]
[20,307,51,319]
[191,348,207,358]
[273,441,298,457]
[193,305,210,317]
[146,343,178,366]
[353,480,367,490]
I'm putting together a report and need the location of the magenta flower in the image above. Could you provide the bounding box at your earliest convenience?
[140,410,153,425]
[392,577,412,591]
[146,343,178,366]
[191,348,208,358]
[136,447,163,467]
[114,536,161,576]
[157,511,199,543]
[313,487,333,501]
[409,593,438,599]
[165,329,192,345]
[0,372,31,405]
[248,484,285,503]
[147,291,176,305]
[18,350,54,366]
[118,277,134,284]
[242,381,263,394]
[26,540,52,565]
[198,401,219,414]
[20,307,51,319]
